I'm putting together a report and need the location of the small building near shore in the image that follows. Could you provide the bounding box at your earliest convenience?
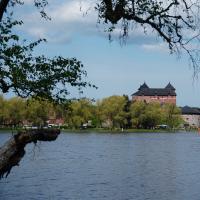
[131,82,176,105]
[181,106,200,128]
[47,118,64,127]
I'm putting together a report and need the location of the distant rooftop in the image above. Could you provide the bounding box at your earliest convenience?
[132,82,176,96]
[181,106,200,115]
[138,82,149,90]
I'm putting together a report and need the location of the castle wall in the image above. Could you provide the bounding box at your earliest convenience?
[132,95,176,105]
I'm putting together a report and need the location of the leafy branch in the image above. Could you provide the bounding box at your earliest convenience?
[0,15,96,103]
[96,0,200,73]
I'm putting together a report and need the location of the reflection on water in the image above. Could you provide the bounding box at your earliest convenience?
[0,132,200,200]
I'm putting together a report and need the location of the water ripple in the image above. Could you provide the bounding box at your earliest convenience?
[1,132,200,200]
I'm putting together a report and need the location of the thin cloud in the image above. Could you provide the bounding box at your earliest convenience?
[15,0,188,48]
[141,43,169,52]
[18,0,99,42]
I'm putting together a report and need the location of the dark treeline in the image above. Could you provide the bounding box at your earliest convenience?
[0,95,183,129]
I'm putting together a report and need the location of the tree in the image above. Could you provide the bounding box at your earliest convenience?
[7,97,26,127]
[130,101,182,129]
[130,101,146,128]
[162,103,183,129]
[130,101,165,129]
[99,95,128,129]
[140,103,164,129]
[1,1,200,72]
[0,0,196,177]
[96,0,200,73]
[0,0,95,178]
[122,95,131,128]
[0,129,60,178]
[25,99,50,127]
[0,15,93,103]
[0,95,9,125]
[0,0,49,23]
[64,98,94,129]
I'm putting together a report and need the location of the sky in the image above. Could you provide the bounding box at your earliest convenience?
[9,0,200,107]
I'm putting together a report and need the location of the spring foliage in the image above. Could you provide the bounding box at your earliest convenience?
[0,95,183,129]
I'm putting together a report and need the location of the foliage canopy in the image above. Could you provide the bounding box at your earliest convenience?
[0,1,95,103]
[0,95,183,129]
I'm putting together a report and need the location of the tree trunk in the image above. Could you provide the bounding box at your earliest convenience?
[0,129,60,178]
[0,0,10,22]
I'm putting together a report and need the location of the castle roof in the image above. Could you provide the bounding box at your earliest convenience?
[132,82,176,96]
[138,82,149,90]
[165,82,175,90]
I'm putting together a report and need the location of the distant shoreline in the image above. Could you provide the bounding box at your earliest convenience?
[61,128,196,134]
[0,127,197,134]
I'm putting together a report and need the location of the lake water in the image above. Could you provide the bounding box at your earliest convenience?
[1,132,200,200]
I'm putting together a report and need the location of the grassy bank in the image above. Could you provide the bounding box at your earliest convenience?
[61,128,177,133]
[0,127,195,134]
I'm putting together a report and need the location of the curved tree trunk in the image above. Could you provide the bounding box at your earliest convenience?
[0,129,60,178]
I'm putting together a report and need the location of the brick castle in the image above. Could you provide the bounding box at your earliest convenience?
[131,82,176,105]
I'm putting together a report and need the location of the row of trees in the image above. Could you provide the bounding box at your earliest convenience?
[0,95,183,129]
[0,96,56,127]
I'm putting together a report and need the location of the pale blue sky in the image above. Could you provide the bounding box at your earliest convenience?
[10,0,200,106]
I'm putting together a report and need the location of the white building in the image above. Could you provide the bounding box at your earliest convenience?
[181,106,200,128]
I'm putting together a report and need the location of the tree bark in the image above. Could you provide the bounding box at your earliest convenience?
[0,129,60,178]
[0,0,10,22]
